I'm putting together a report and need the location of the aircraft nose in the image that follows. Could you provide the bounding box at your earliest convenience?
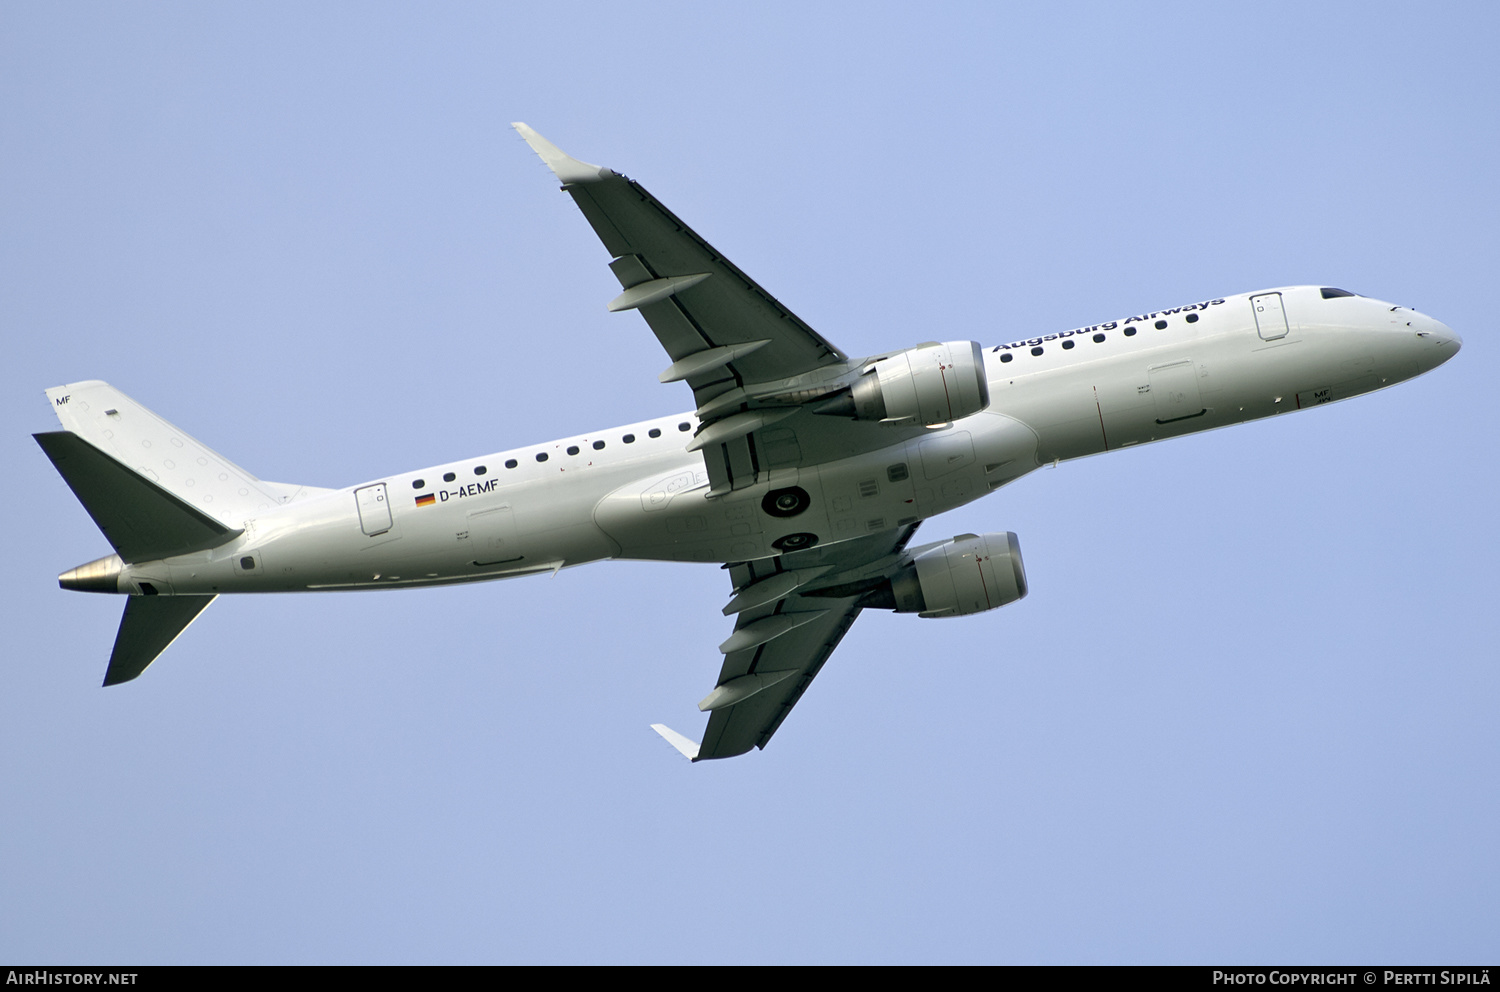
[1413,315,1462,372]
[1439,323,1463,353]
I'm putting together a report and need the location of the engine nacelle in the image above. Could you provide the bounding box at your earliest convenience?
[890,532,1027,618]
[832,341,991,426]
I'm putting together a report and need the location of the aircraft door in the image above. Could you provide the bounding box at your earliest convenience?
[355,483,393,536]
[1149,361,1206,424]
[1251,292,1290,340]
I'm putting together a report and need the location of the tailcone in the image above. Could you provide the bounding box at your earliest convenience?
[59,554,124,593]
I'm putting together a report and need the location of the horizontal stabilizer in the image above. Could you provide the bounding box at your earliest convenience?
[104,594,216,686]
[649,723,700,762]
[35,431,241,563]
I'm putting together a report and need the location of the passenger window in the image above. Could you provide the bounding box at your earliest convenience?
[412,479,425,489]
[1093,333,1105,343]
[474,466,487,476]
[505,459,518,469]
[649,428,661,438]
[1000,352,1014,363]
[536,453,548,462]
[623,434,636,443]
[678,422,691,432]
[1031,346,1043,356]
[567,446,579,456]
[443,472,456,482]
[1185,313,1199,323]
[1154,319,1167,329]
[593,440,605,450]
[1062,339,1075,350]
[1124,327,1137,337]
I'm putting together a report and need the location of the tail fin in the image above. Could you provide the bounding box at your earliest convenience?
[105,594,216,685]
[38,382,280,685]
[35,431,241,563]
[44,380,296,525]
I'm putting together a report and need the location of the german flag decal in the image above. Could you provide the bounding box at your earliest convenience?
[415,493,436,507]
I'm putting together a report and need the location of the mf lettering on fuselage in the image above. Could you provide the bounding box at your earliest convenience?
[34,124,1462,762]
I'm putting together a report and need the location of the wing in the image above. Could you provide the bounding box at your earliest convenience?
[514,124,915,495]
[666,523,921,761]
[512,123,845,384]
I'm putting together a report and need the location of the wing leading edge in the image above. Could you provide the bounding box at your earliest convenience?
[512,122,846,383]
[512,123,880,496]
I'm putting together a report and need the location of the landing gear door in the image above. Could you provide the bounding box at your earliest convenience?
[1251,292,1290,341]
[355,483,393,536]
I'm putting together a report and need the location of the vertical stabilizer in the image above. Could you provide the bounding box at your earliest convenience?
[44,380,285,525]
[104,595,217,686]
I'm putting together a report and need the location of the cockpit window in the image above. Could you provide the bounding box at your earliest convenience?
[1320,287,1357,299]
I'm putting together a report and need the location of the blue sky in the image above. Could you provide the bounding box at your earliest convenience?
[3,2,1496,963]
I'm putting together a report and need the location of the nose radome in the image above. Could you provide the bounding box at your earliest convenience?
[1417,316,1462,371]
[1428,317,1462,352]
[1442,323,1463,352]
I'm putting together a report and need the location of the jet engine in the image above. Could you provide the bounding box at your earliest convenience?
[804,532,1027,618]
[891,532,1026,617]
[816,341,991,426]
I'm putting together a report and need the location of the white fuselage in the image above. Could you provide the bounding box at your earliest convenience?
[112,286,1460,598]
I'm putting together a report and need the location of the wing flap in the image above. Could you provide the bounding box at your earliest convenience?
[691,524,921,761]
[699,601,865,759]
[574,176,845,376]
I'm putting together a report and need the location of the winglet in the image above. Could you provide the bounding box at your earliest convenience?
[650,723,701,762]
[511,122,614,184]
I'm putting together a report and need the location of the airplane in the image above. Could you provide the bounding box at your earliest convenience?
[34,123,1463,762]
